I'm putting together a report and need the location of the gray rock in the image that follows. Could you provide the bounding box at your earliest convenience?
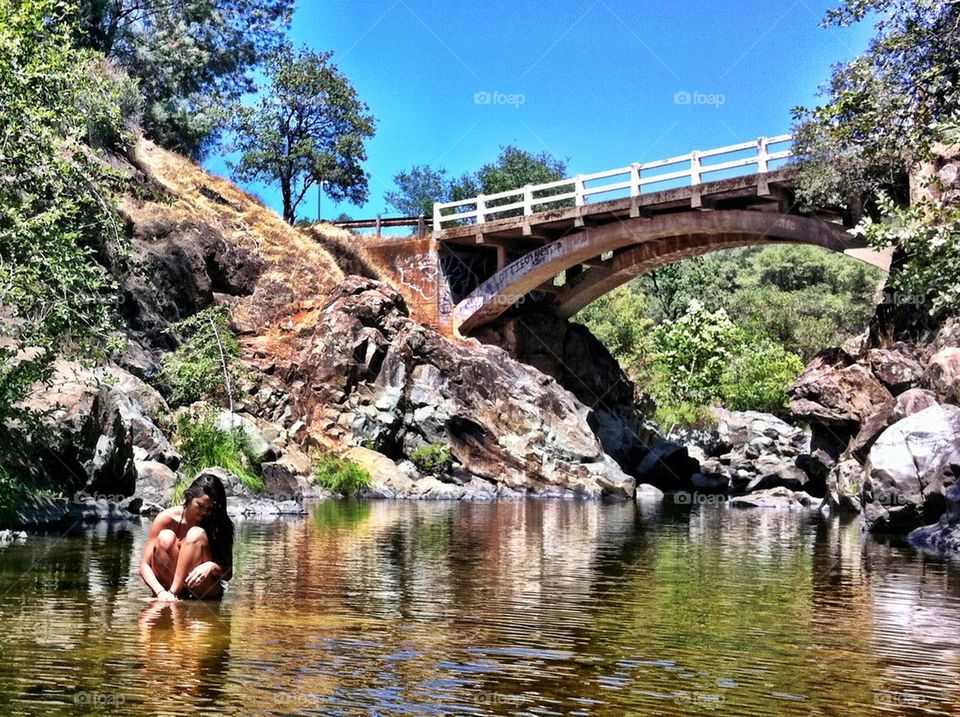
[727,487,820,510]
[909,483,960,554]
[14,496,69,527]
[0,530,27,543]
[215,412,278,464]
[862,405,960,533]
[133,460,178,506]
[923,347,960,402]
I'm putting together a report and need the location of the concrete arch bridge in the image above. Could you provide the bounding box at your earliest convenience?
[356,135,891,336]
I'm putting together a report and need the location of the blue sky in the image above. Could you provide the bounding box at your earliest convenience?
[206,0,877,221]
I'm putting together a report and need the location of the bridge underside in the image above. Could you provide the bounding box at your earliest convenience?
[449,209,882,335]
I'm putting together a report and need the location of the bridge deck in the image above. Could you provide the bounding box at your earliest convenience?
[437,168,840,248]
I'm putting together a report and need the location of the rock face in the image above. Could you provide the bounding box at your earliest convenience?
[862,405,960,533]
[284,277,635,499]
[475,312,660,469]
[790,348,894,433]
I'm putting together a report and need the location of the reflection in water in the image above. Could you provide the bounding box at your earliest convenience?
[0,501,959,715]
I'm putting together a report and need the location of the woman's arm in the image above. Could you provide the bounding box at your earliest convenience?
[139,513,177,600]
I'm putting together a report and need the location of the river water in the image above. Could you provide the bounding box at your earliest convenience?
[1,499,959,716]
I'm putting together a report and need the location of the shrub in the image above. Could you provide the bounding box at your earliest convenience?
[719,339,804,413]
[410,444,454,475]
[312,454,371,495]
[173,412,263,500]
[160,307,247,407]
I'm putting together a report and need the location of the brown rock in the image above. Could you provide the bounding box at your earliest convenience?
[923,346,960,402]
[867,344,925,394]
[789,349,894,428]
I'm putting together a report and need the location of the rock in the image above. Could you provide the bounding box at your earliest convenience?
[849,404,898,461]
[932,318,960,351]
[286,277,635,499]
[862,405,960,533]
[796,449,835,486]
[727,487,820,510]
[715,409,801,446]
[789,348,894,429]
[67,496,141,522]
[133,460,178,506]
[633,440,700,492]
[476,311,660,470]
[215,412,278,463]
[909,483,960,553]
[102,364,169,419]
[895,388,939,417]
[923,347,960,402]
[13,496,69,526]
[635,483,665,501]
[745,456,810,493]
[867,344,925,394]
[824,458,865,514]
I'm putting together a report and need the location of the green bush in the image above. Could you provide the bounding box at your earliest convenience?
[719,338,804,413]
[173,412,263,502]
[312,454,371,495]
[410,444,454,475]
[160,307,247,407]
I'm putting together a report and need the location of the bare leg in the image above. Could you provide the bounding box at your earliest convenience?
[149,529,180,590]
[170,526,223,600]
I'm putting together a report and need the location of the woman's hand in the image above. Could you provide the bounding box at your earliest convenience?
[157,589,178,602]
[185,561,220,588]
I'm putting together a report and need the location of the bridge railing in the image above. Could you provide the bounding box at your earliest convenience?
[433,134,792,231]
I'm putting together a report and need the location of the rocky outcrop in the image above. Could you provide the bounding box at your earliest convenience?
[861,405,960,533]
[283,277,635,499]
[909,482,960,554]
[475,311,660,469]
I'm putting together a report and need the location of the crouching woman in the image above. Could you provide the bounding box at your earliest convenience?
[140,474,234,601]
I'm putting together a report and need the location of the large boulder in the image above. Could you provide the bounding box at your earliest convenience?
[862,405,960,533]
[284,277,635,499]
[867,344,926,395]
[789,348,894,430]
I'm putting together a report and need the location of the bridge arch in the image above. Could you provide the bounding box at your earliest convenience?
[452,210,874,335]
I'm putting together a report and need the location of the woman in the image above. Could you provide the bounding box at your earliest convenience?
[140,473,234,601]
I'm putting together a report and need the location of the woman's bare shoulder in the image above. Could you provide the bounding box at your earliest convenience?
[151,506,183,529]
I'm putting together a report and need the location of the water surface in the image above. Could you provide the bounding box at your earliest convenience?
[1,499,959,715]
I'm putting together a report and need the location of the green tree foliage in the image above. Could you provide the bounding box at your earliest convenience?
[228,44,376,224]
[72,0,294,158]
[0,0,134,494]
[387,146,567,220]
[385,165,449,217]
[571,286,655,382]
[792,0,960,206]
[855,193,960,315]
[160,307,247,407]
[719,339,805,413]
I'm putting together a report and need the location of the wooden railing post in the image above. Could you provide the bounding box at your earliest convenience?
[433,202,441,238]
[629,163,641,197]
[523,184,533,216]
[575,175,585,206]
[375,213,382,237]
[690,151,702,208]
[476,194,487,224]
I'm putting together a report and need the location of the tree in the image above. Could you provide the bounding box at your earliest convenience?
[228,45,376,224]
[447,145,568,201]
[71,0,294,158]
[0,0,133,511]
[385,165,449,216]
[792,0,960,206]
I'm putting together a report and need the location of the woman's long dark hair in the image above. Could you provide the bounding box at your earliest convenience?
[183,474,234,574]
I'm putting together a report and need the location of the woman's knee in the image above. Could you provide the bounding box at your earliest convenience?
[183,525,209,546]
[156,529,178,553]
